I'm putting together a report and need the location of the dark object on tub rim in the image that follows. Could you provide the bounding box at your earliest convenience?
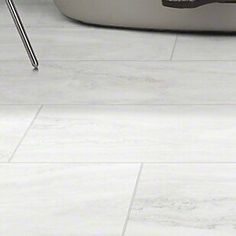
[163,0,236,8]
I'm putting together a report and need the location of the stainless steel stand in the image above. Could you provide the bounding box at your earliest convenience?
[5,0,39,69]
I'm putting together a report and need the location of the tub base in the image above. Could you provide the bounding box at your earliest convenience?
[54,0,236,31]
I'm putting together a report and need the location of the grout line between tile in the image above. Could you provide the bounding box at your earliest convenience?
[170,35,178,61]
[0,59,172,62]
[121,163,143,236]
[2,104,236,106]
[8,105,43,163]
[3,162,236,164]
[2,59,236,62]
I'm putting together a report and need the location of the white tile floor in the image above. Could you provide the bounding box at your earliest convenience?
[0,1,236,235]
[12,105,236,163]
[126,164,236,236]
[0,164,140,236]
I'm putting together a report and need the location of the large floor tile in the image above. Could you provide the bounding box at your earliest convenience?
[0,105,40,162]
[125,164,236,236]
[1,61,236,105]
[173,34,236,60]
[13,105,236,162]
[0,164,139,236]
[0,27,176,61]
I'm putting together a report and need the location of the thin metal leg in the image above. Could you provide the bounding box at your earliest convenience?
[5,0,39,69]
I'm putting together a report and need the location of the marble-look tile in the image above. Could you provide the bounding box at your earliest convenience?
[125,164,236,236]
[13,105,236,162]
[0,105,40,162]
[0,164,139,236]
[1,61,236,105]
[0,27,176,61]
[173,35,236,60]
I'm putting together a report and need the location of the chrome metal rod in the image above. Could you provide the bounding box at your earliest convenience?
[5,0,39,69]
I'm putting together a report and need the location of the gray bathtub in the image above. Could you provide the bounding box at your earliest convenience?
[54,0,236,31]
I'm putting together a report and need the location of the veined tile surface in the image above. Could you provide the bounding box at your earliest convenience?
[1,1,236,236]
[0,164,139,236]
[1,61,236,105]
[12,105,236,163]
[0,105,40,162]
[125,164,236,236]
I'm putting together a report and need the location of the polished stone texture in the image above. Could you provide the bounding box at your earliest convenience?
[126,164,236,236]
[0,164,139,236]
[1,1,236,236]
[12,105,236,163]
